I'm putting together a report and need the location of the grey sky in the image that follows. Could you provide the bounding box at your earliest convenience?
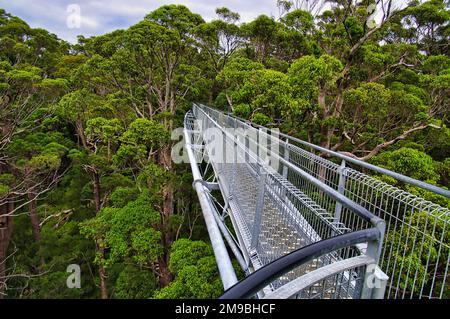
[0,0,280,43]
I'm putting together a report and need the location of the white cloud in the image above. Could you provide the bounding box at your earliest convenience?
[80,15,99,29]
[0,0,280,43]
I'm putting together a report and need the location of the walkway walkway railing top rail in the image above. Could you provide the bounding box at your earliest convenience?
[190,103,449,299]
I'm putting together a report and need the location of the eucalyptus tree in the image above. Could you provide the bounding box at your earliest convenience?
[220,1,448,161]
[0,11,68,297]
[195,7,242,102]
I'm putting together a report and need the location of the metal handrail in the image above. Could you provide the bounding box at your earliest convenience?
[262,255,376,299]
[219,228,380,299]
[184,112,238,289]
[194,104,385,229]
[196,103,450,199]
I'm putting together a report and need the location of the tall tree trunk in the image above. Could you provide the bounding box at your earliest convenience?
[161,145,173,227]
[157,80,176,287]
[0,197,14,299]
[28,191,45,267]
[75,117,88,149]
[318,89,333,184]
[98,266,108,299]
[225,92,233,112]
[318,89,331,149]
[158,144,174,287]
[157,257,172,287]
[28,194,40,242]
[94,198,108,300]
[92,169,101,213]
[96,242,108,299]
[91,169,107,299]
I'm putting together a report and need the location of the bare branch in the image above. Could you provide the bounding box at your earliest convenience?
[359,123,441,160]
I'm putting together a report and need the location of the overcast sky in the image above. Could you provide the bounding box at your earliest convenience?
[0,0,280,43]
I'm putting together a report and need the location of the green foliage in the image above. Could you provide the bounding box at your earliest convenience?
[282,9,314,34]
[114,265,158,299]
[121,118,169,149]
[214,92,229,109]
[218,58,308,120]
[86,118,123,144]
[57,89,108,122]
[216,58,264,103]
[2,1,450,300]
[154,239,222,299]
[422,55,450,75]
[248,69,293,117]
[0,183,9,197]
[7,213,97,298]
[383,211,450,297]
[113,119,170,169]
[215,7,240,22]
[344,16,364,41]
[110,187,139,208]
[252,113,271,126]
[137,163,173,196]
[81,191,162,268]
[168,238,213,274]
[288,55,343,109]
[145,4,204,34]
[342,83,431,153]
[233,103,251,118]
[438,158,450,187]
[371,148,440,183]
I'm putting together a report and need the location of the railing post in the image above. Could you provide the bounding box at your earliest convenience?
[232,119,237,193]
[280,138,290,199]
[361,263,389,299]
[361,220,387,299]
[334,159,346,224]
[245,129,249,164]
[220,124,227,174]
[367,219,385,264]
[282,138,289,179]
[371,267,389,299]
[257,127,260,160]
[251,167,266,250]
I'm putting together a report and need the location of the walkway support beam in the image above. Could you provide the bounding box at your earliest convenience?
[183,121,238,290]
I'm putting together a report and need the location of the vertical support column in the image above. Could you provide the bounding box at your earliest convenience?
[367,219,385,264]
[280,138,290,199]
[334,159,346,224]
[251,168,267,250]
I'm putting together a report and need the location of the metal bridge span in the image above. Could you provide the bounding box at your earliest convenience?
[183,103,450,299]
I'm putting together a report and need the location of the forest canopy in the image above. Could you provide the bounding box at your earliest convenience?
[0,0,449,299]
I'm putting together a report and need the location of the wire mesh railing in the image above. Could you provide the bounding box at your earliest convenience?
[188,105,387,299]
[219,229,384,299]
[193,103,450,299]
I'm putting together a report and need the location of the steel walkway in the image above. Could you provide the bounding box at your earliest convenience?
[183,103,450,299]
